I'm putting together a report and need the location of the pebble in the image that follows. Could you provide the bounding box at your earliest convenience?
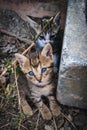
[45,125,54,130]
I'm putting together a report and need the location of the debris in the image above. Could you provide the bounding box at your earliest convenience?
[0,76,6,87]
[45,125,54,130]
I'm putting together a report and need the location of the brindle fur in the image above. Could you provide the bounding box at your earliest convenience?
[15,44,60,120]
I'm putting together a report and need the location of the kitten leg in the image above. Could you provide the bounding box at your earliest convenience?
[17,73,33,116]
[20,97,33,116]
[36,100,52,120]
[48,96,61,117]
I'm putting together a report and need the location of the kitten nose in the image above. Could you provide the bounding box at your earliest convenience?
[35,76,42,83]
[38,79,41,83]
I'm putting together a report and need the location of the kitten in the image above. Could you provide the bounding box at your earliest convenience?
[27,12,62,73]
[15,43,61,120]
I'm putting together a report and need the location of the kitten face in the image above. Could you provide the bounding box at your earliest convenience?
[27,12,61,48]
[35,13,60,52]
[15,44,54,86]
[40,13,61,40]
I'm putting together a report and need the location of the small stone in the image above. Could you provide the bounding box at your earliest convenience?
[64,122,72,130]
[60,127,64,130]
[45,125,54,130]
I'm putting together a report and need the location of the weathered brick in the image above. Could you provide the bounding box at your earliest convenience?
[57,0,87,109]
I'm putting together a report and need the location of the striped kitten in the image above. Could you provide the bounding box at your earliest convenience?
[15,43,60,120]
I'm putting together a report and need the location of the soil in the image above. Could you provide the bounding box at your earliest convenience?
[0,1,87,130]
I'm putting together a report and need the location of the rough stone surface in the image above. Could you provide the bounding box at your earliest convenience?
[57,0,87,109]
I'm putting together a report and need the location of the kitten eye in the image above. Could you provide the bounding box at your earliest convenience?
[28,71,34,76]
[41,68,47,73]
[51,35,55,38]
[40,35,45,39]
[51,33,56,38]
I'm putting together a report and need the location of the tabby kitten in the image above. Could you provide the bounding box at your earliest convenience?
[15,43,60,120]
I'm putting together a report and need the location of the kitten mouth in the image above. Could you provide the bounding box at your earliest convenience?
[37,79,42,83]
[34,81,52,87]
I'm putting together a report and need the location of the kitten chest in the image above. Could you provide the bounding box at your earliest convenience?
[29,83,53,100]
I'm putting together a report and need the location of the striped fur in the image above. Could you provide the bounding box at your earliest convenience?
[15,43,60,120]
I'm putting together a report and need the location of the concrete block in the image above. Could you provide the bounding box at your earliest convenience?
[57,0,87,109]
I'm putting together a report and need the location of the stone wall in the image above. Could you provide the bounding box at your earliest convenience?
[57,0,87,109]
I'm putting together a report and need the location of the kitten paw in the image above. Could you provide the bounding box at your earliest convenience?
[22,104,33,116]
[39,104,52,120]
[51,105,61,117]
[51,106,61,116]
[21,99,33,116]
[49,96,61,117]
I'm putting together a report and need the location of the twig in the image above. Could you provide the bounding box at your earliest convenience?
[0,98,4,109]
[12,41,35,66]
[20,124,28,130]
[18,116,22,130]
[22,41,34,55]
[61,112,77,130]
[57,117,64,129]
[34,111,40,130]
[53,117,58,130]
[14,68,21,112]
[7,111,18,117]
[0,68,7,78]
[14,68,25,130]
[0,123,10,129]
[33,108,38,114]
[0,28,32,44]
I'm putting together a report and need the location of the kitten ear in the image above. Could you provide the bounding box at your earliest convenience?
[27,15,41,24]
[15,53,28,68]
[27,15,41,35]
[41,43,53,60]
[53,12,61,26]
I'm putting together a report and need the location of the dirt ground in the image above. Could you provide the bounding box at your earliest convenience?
[0,1,87,130]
